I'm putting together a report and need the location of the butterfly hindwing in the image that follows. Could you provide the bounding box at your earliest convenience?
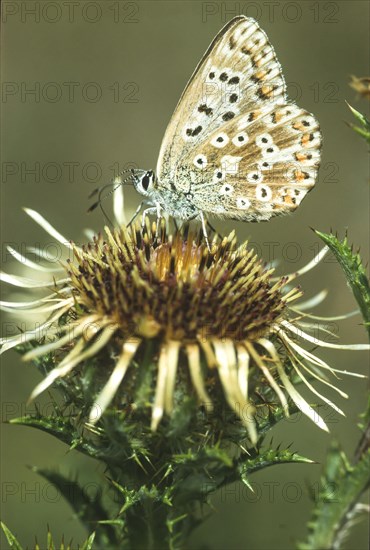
[188,104,321,221]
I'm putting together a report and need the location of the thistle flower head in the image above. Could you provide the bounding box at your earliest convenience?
[1,209,367,444]
[69,223,288,343]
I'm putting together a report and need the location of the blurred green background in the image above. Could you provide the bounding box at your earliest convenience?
[1,1,369,548]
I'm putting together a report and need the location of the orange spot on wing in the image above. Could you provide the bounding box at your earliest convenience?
[294,170,305,182]
[255,70,267,81]
[301,134,311,147]
[295,152,307,162]
[283,195,294,205]
[261,84,274,97]
[274,111,284,123]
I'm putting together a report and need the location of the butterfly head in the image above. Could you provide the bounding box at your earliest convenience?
[132,169,156,197]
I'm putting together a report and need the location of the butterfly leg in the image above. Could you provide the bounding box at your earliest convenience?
[199,211,211,251]
[127,201,144,228]
[206,220,223,241]
[141,206,158,230]
[155,202,163,239]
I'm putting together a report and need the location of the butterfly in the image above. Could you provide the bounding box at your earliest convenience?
[95,16,321,246]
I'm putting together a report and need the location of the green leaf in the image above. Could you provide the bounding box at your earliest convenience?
[298,444,370,549]
[298,232,370,548]
[240,447,314,474]
[346,102,370,144]
[8,414,111,463]
[29,468,116,548]
[113,485,175,550]
[46,529,55,550]
[0,523,96,550]
[1,522,23,550]
[315,231,370,338]
[80,532,96,550]
[237,447,314,489]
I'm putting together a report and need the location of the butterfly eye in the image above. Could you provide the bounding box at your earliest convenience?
[139,171,154,193]
[142,175,151,191]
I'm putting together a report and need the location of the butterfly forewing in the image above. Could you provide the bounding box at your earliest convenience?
[156,16,286,184]
[155,15,321,221]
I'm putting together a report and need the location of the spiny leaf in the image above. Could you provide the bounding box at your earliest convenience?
[238,447,314,488]
[37,470,116,548]
[298,232,370,549]
[173,446,233,468]
[355,396,370,467]
[346,102,370,144]
[98,519,125,527]
[315,231,370,338]
[29,468,112,537]
[80,532,96,550]
[240,447,314,474]
[298,443,370,549]
[1,522,23,550]
[9,415,101,457]
[112,485,175,550]
[46,529,55,550]
[0,523,96,550]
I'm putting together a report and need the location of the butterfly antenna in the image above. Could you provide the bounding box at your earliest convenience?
[87,168,136,214]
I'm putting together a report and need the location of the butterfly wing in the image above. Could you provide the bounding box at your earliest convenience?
[156,15,321,220]
[188,104,321,221]
[156,15,287,186]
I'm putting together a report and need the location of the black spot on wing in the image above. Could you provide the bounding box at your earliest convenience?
[222,111,235,121]
[198,104,213,116]
[229,76,239,85]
